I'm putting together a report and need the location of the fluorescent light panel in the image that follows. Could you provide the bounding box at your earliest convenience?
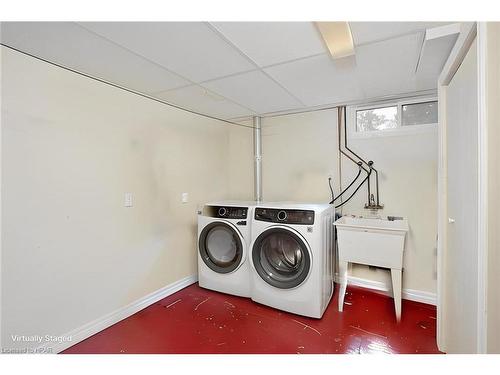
[316,22,355,59]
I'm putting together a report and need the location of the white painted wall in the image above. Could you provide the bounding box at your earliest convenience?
[0,46,253,350]
[262,109,340,202]
[262,108,438,296]
[486,22,500,354]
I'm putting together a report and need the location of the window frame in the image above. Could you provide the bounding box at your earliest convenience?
[347,96,438,139]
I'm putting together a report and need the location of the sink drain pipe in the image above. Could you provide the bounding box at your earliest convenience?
[253,116,263,203]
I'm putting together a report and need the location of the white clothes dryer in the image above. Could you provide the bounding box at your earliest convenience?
[249,202,335,318]
[197,201,255,297]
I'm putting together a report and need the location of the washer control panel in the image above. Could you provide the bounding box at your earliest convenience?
[254,208,315,225]
[212,206,248,219]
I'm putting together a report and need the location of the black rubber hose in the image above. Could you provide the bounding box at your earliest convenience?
[331,167,362,204]
[335,172,371,209]
[328,177,335,204]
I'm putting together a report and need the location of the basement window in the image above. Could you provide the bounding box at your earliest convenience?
[401,101,438,126]
[350,97,438,137]
[356,106,397,132]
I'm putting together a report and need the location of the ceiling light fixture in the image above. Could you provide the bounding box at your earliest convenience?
[316,22,355,59]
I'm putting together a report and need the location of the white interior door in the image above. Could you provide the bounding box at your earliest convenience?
[443,37,479,353]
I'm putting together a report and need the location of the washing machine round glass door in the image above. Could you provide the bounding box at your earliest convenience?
[252,227,311,289]
[199,221,244,274]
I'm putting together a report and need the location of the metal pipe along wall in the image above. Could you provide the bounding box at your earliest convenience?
[253,116,262,202]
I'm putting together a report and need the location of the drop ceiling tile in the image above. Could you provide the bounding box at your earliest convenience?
[210,22,326,67]
[355,33,421,98]
[264,54,364,107]
[80,22,256,83]
[0,22,189,94]
[416,33,458,90]
[153,85,255,120]
[349,22,452,46]
[202,70,304,114]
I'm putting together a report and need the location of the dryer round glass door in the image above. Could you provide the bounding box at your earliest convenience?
[199,222,243,274]
[252,228,311,289]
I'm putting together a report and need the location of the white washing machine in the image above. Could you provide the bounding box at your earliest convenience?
[197,201,255,297]
[249,202,335,318]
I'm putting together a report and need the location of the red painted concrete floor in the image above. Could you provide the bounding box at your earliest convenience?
[62,283,441,354]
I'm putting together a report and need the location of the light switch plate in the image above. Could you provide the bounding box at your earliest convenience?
[181,192,189,203]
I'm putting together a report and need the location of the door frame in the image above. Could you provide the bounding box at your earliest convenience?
[437,22,489,353]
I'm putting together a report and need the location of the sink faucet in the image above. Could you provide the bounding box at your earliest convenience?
[368,194,381,217]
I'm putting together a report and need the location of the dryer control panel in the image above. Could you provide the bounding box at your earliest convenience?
[209,206,248,219]
[254,208,315,225]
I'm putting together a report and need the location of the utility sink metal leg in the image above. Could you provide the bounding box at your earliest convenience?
[338,260,348,312]
[391,268,402,322]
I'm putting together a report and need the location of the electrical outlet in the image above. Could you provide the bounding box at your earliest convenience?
[181,192,189,203]
[124,193,133,207]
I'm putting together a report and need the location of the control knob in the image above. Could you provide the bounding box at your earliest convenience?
[277,210,287,221]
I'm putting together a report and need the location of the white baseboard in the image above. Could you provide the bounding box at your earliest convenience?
[38,274,198,354]
[334,274,437,306]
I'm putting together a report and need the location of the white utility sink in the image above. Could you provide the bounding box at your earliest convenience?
[334,215,409,321]
[335,216,409,233]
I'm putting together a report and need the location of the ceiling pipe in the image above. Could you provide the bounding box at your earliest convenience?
[253,116,263,203]
[337,106,383,210]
